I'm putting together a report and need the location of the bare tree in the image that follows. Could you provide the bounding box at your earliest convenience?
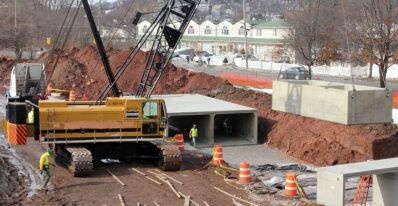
[346,0,398,88]
[285,0,339,79]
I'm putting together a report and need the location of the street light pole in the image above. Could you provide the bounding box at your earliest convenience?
[243,0,248,70]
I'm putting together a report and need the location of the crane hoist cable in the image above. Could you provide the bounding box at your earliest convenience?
[32,0,76,95]
[341,0,356,98]
[86,0,137,79]
[47,1,82,84]
[95,0,201,103]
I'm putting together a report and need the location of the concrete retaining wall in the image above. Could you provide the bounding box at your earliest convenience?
[272,80,392,125]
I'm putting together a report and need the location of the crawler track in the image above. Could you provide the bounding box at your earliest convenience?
[56,146,93,176]
[158,144,181,171]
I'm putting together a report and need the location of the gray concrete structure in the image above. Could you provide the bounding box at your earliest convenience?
[153,94,258,147]
[317,158,398,206]
[272,80,392,124]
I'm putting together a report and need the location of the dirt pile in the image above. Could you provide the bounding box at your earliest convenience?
[0,145,28,206]
[0,58,18,94]
[34,47,398,165]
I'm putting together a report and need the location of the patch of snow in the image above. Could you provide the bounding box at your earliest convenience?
[261,176,284,186]
[392,109,398,124]
[100,158,120,163]
[234,85,273,94]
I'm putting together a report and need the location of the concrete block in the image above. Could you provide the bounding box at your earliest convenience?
[317,158,398,205]
[272,80,392,125]
[373,173,398,206]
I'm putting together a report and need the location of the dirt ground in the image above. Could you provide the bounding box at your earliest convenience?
[5,136,295,206]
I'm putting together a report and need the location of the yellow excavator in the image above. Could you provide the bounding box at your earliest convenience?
[6,0,200,176]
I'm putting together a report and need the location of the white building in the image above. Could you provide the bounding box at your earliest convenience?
[136,19,294,62]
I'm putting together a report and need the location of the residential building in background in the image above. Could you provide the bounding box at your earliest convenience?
[136,19,294,62]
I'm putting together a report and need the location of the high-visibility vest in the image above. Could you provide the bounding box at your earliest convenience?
[39,152,50,170]
[28,110,34,123]
[190,127,198,137]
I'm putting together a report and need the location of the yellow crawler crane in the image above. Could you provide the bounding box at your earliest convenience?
[26,0,200,176]
[39,97,180,176]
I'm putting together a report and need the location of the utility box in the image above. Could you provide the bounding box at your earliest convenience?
[272,80,392,125]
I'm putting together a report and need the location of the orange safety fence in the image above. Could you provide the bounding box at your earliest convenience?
[219,72,273,89]
[392,92,398,109]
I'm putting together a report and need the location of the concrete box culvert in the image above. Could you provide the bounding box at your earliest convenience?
[272,80,392,125]
[154,94,258,147]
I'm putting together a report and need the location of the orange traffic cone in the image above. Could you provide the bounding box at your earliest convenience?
[239,162,252,183]
[284,172,298,196]
[175,134,184,152]
[212,145,223,166]
[69,88,76,101]
[46,82,54,96]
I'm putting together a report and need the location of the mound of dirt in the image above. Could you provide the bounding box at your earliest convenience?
[0,145,29,206]
[32,47,398,165]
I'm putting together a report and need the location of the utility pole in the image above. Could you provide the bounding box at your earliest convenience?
[14,0,17,36]
[243,0,248,70]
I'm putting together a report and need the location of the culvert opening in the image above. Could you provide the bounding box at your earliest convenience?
[168,115,211,146]
[214,113,256,146]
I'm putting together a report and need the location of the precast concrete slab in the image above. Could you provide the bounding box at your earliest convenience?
[317,158,398,206]
[153,94,258,147]
[272,80,392,125]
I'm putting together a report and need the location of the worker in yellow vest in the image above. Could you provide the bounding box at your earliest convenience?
[189,124,198,147]
[27,107,34,124]
[39,147,54,190]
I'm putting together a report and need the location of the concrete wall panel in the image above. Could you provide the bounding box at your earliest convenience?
[272,80,392,125]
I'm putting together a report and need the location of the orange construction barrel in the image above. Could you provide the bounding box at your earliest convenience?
[81,94,89,101]
[46,82,53,96]
[239,162,252,183]
[212,145,223,166]
[69,88,76,101]
[175,134,185,152]
[284,172,298,196]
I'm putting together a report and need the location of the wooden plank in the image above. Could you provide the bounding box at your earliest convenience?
[147,170,162,177]
[166,180,182,198]
[154,169,184,185]
[153,201,160,206]
[145,176,163,185]
[117,194,126,206]
[160,172,183,185]
[131,168,147,176]
[106,169,126,186]
[213,187,258,206]
[232,199,244,206]
[131,168,162,185]
[183,196,191,206]
[179,192,199,206]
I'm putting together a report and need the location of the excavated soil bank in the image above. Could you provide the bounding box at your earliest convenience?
[2,46,398,166]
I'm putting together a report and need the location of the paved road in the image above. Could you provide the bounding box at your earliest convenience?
[172,59,398,91]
